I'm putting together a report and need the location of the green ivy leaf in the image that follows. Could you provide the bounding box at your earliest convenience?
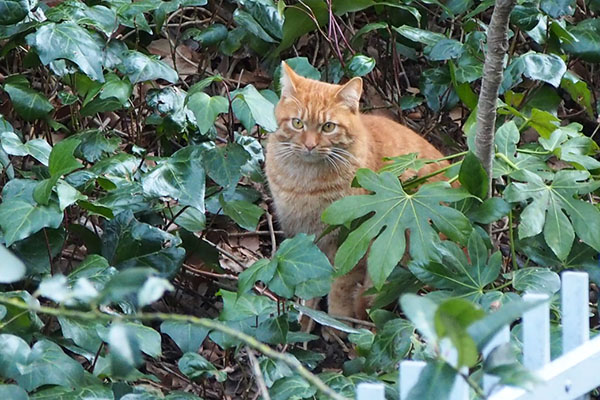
[182,23,228,47]
[405,360,456,400]
[0,244,25,283]
[323,169,472,288]
[0,131,51,165]
[0,0,36,25]
[220,197,264,231]
[256,314,289,344]
[365,318,414,372]
[26,22,104,82]
[269,375,316,400]
[119,50,178,84]
[541,0,574,18]
[483,343,539,390]
[0,179,63,246]
[504,169,600,260]
[293,304,360,334]
[259,356,294,387]
[81,74,133,116]
[186,92,229,134]
[203,143,250,192]
[513,267,560,295]
[28,383,114,399]
[3,76,54,121]
[0,385,27,400]
[520,52,566,88]
[45,0,118,35]
[231,84,278,132]
[561,72,594,118]
[101,211,185,277]
[17,339,86,391]
[106,324,143,378]
[345,54,376,77]
[563,18,600,63]
[142,145,206,213]
[58,316,103,353]
[160,321,209,353]
[459,151,488,198]
[178,352,227,382]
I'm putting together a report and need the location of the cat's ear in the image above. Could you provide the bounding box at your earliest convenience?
[280,61,299,98]
[336,77,363,112]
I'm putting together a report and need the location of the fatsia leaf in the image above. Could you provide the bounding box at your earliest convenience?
[513,267,560,295]
[118,50,178,84]
[322,169,473,288]
[26,22,104,82]
[504,169,600,260]
[141,145,205,213]
[408,231,501,300]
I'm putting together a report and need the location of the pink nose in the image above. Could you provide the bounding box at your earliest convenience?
[305,144,316,151]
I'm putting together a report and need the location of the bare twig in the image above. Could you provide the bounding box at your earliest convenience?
[265,212,277,257]
[247,348,271,400]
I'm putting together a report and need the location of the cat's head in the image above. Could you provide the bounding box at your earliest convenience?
[271,62,364,165]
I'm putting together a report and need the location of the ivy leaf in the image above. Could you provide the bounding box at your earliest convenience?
[138,276,174,307]
[345,54,376,77]
[0,179,63,246]
[203,143,250,192]
[541,0,574,18]
[101,211,185,277]
[119,50,178,84]
[504,169,600,260]
[513,267,560,295]
[142,145,206,213]
[365,318,414,372]
[233,8,278,43]
[106,324,143,378]
[405,360,456,400]
[160,321,209,353]
[409,231,501,300]
[0,131,51,165]
[293,304,360,334]
[58,317,103,353]
[266,234,333,299]
[26,22,104,82]
[256,314,289,344]
[220,197,264,231]
[269,375,316,400]
[27,383,114,399]
[520,52,567,88]
[563,18,600,63]
[0,385,27,400]
[74,130,121,163]
[259,356,294,387]
[16,340,85,391]
[0,0,37,25]
[3,76,54,121]
[0,244,25,283]
[186,92,229,135]
[231,84,278,132]
[322,169,473,288]
[81,74,133,116]
[179,352,227,382]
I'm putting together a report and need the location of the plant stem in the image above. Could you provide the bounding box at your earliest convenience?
[516,148,550,156]
[403,161,462,190]
[0,296,347,400]
[431,151,469,163]
[495,152,520,171]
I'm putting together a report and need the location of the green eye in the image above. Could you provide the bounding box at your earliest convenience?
[322,122,336,133]
[291,118,304,129]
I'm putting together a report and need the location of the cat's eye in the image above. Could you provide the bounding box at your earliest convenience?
[291,118,304,129]
[322,122,336,133]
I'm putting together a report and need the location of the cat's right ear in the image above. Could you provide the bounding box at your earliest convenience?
[280,61,298,98]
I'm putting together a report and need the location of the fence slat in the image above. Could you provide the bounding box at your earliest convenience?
[561,271,590,400]
[399,360,426,400]
[523,293,550,370]
[356,382,385,400]
[482,325,510,395]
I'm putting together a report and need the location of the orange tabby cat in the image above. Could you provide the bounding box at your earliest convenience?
[265,62,447,321]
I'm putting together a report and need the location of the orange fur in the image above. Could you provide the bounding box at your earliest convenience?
[264,62,447,320]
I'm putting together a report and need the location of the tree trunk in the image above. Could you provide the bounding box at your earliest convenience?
[475,0,517,198]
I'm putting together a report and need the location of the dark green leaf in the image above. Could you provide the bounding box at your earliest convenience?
[269,375,316,400]
[142,146,206,213]
[400,294,438,342]
[365,318,413,371]
[107,324,143,378]
[405,360,456,400]
[186,92,228,135]
[294,304,360,334]
[345,54,375,77]
[182,23,228,47]
[160,321,209,353]
[256,314,289,344]
[0,131,51,165]
[58,316,103,353]
[232,84,278,132]
[259,356,294,387]
[513,267,560,295]
[233,8,277,43]
[0,0,36,25]
[541,0,574,18]
[203,143,250,191]
[119,50,178,84]
[220,197,264,231]
[4,76,54,121]
[520,52,566,88]
[26,22,104,82]
[178,352,226,382]
[467,197,511,224]
[322,170,472,288]
[427,38,464,61]
[563,19,600,63]
[483,343,539,390]
[459,151,488,198]
[0,385,27,400]
[276,0,327,53]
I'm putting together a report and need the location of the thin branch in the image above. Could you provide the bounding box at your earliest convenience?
[247,348,271,400]
[0,296,347,400]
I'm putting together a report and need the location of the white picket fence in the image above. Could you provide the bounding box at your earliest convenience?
[356,271,598,400]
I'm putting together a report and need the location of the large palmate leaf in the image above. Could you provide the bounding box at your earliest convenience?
[26,22,104,82]
[237,234,333,300]
[0,179,63,246]
[409,231,501,301]
[142,145,205,213]
[504,169,600,260]
[118,50,178,84]
[322,169,472,288]
[493,120,549,179]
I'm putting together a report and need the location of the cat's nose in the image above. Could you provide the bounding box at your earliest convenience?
[304,143,317,151]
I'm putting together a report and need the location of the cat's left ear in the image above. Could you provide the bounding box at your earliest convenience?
[336,77,363,112]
